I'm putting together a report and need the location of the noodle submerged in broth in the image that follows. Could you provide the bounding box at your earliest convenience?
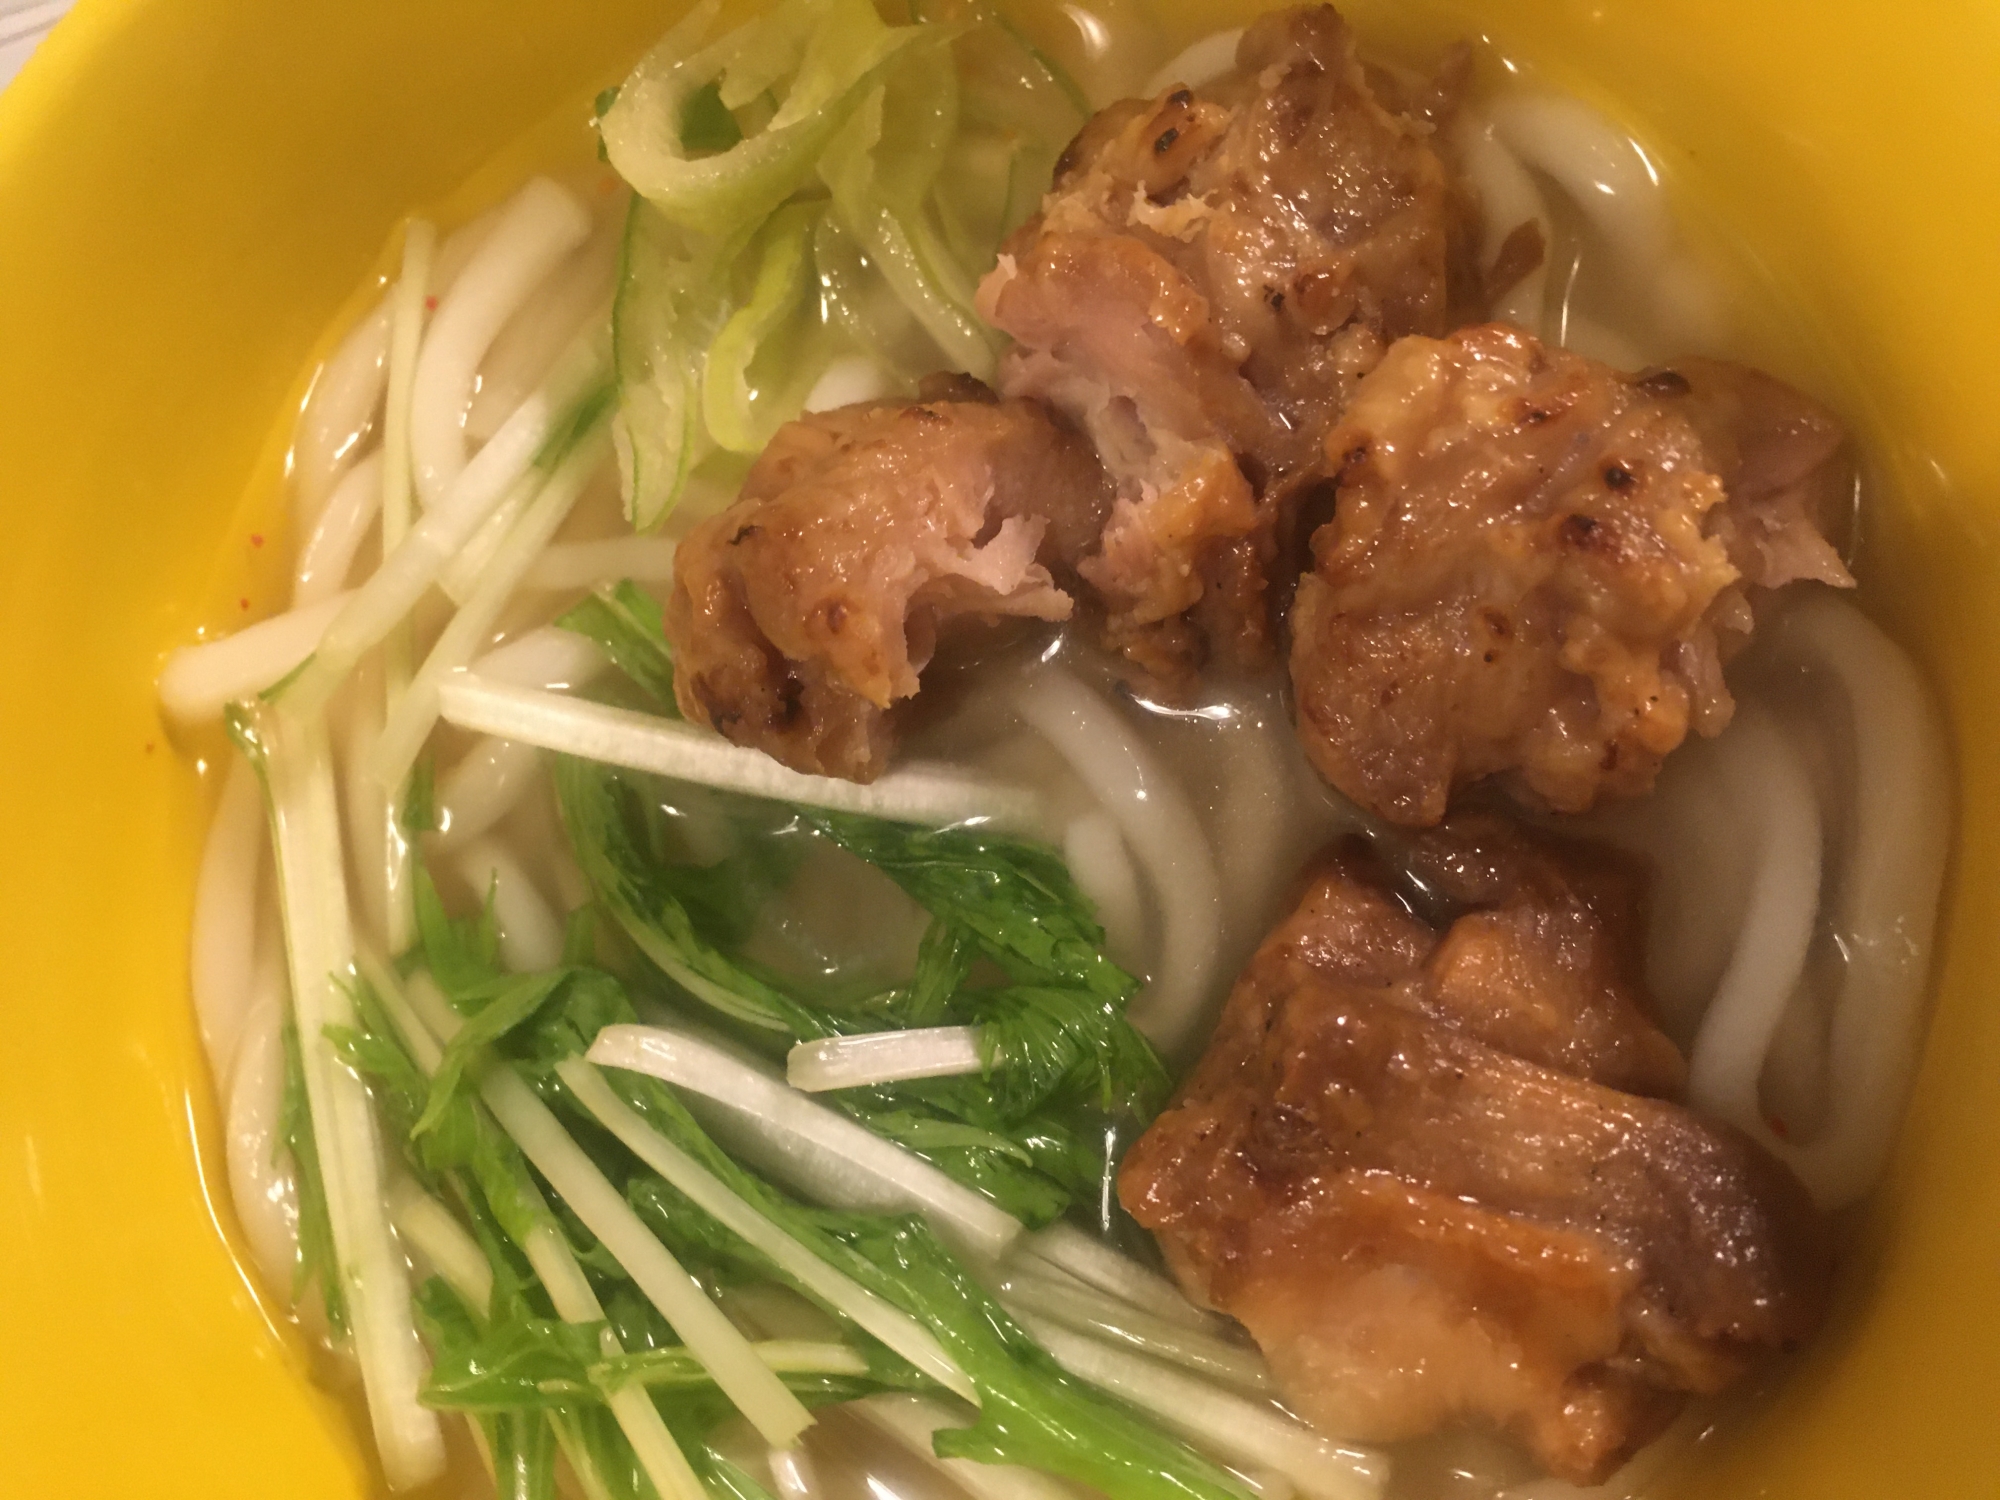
[161,3,1949,1499]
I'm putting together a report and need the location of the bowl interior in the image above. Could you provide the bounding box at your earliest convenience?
[2,0,1996,1494]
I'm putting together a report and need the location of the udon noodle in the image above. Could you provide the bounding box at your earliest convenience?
[165,6,1950,1498]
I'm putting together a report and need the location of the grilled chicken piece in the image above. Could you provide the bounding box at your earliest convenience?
[1120,820,1829,1484]
[978,3,1478,685]
[1290,323,1852,825]
[666,384,1111,780]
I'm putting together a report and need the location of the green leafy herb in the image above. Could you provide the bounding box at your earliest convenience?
[803,810,1136,1006]
[376,905,1233,1500]
[414,863,504,999]
[557,579,680,712]
[413,1281,565,1500]
[897,917,977,1026]
[328,975,557,1258]
[415,970,570,1137]
[422,1302,606,1412]
[553,755,1168,1221]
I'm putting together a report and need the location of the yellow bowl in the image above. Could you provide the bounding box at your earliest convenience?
[1,0,1995,1495]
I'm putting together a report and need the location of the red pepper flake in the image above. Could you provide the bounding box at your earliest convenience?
[143,741,155,754]
[239,597,251,611]
[1768,1115,1790,1139]
[425,295,439,311]
[249,532,264,548]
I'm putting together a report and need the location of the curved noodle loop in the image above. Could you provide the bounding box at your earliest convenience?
[1695,596,1950,1207]
[1010,669,1224,1057]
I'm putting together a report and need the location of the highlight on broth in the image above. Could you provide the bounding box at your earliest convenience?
[157,0,1950,1497]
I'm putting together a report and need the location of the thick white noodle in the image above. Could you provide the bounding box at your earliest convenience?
[437,677,1045,834]
[466,236,617,443]
[1206,700,1353,966]
[469,625,610,692]
[433,738,544,854]
[1686,705,1823,1146]
[1142,28,1243,95]
[455,836,567,973]
[803,355,892,414]
[293,303,390,532]
[224,984,301,1297]
[410,178,594,509]
[191,756,265,1078]
[1009,670,1222,1056]
[524,537,680,592]
[1061,811,1145,970]
[1486,95,1720,350]
[1599,736,1749,1047]
[1452,114,1552,334]
[431,203,505,299]
[1488,96,1669,281]
[768,1446,822,1500]
[853,1395,1082,1500]
[1719,597,1950,1206]
[157,593,354,725]
[294,451,384,607]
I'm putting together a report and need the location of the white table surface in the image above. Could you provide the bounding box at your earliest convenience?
[1,0,72,94]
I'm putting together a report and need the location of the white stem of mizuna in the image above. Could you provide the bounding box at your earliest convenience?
[1016,1315,1385,1500]
[586,1023,1024,1260]
[558,1058,978,1404]
[435,676,1046,833]
[1017,1222,1219,1333]
[238,704,445,1489]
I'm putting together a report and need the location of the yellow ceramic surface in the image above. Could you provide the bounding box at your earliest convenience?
[0,0,1994,1496]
